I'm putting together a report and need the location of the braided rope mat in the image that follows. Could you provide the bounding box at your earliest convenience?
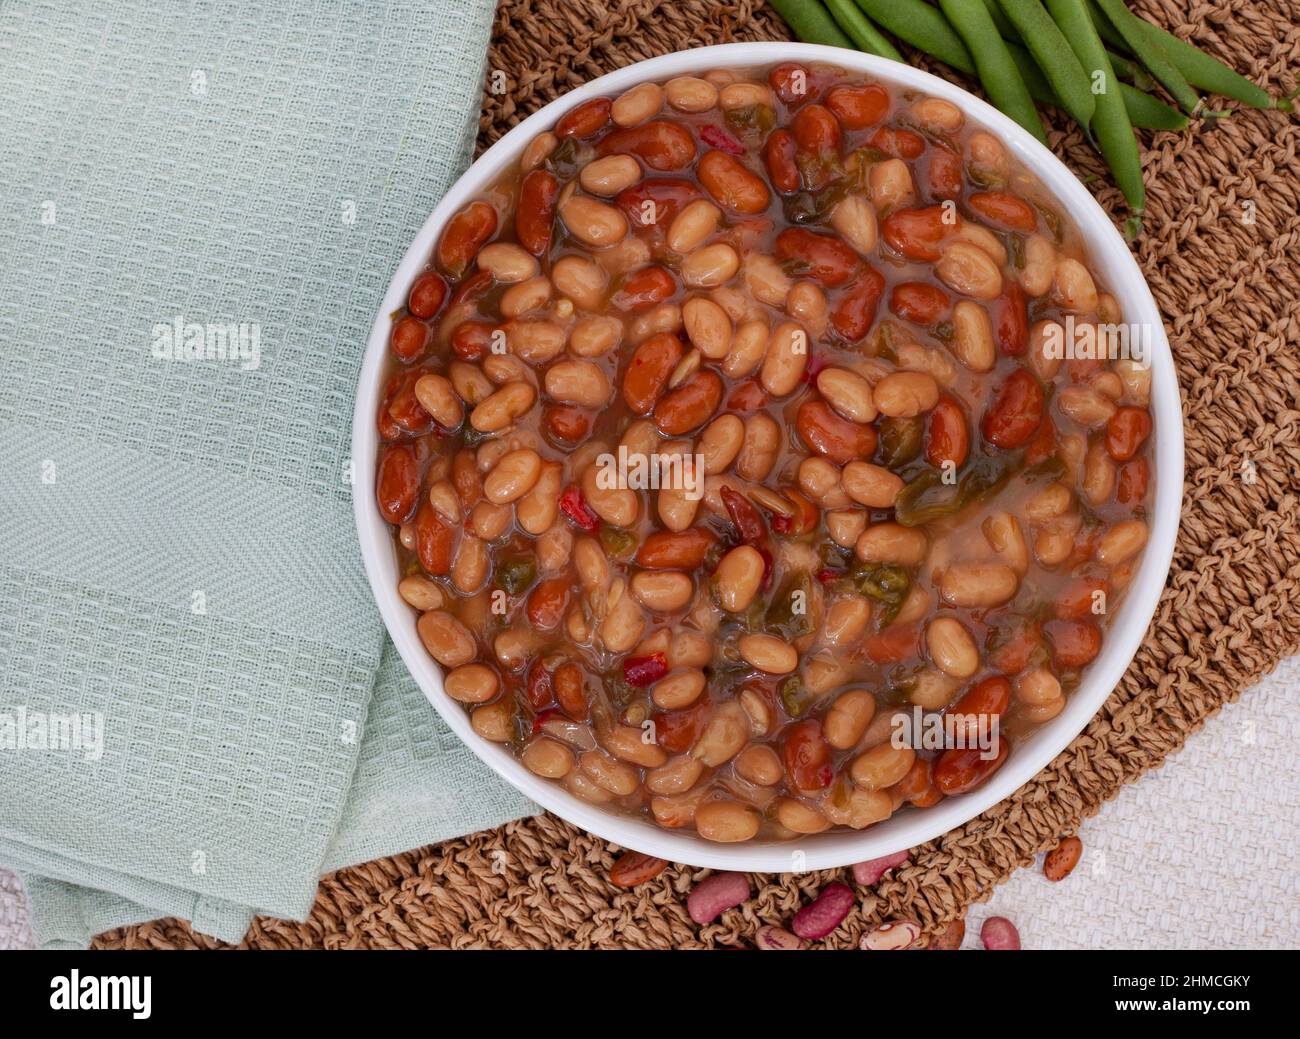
[96,0,1300,949]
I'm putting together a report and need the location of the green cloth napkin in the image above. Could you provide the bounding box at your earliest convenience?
[0,0,535,948]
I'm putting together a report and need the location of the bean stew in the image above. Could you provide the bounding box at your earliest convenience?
[375,63,1154,844]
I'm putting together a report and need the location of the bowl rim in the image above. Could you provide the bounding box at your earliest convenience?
[351,41,1184,872]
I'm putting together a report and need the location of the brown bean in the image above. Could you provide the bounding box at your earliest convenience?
[940,563,1018,608]
[738,634,798,674]
[842,462,904,508]
[735,745,784,786]
[825,689,876,750]
[444,663,499,703]
[522,738,574,778]
[631,570,695,612]
[760,321,809,396]
[695,800,760,842]
[851,744,915,790]
[873,371,939,417]
[855,522,927,565]
[926,617,978,678]
[417,610,476,667]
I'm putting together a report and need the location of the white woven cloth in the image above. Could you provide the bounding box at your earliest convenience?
[3,657,1295,950]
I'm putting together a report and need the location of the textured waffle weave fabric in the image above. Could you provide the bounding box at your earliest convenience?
[0,0,533,948]
[96,0,1300,949]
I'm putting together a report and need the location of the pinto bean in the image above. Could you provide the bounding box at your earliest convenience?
[695,801,760,842]
[816,367,878,423]
[926,617,978,678]
[631,571,695,613]
[873,371,939,418]
[825,689,876,750]
[738,634,798,674]
[760,321,809,396]
[842,462,904,508]
[697,150,770,214]
[855,522,927,565]
[940,563,1018,607]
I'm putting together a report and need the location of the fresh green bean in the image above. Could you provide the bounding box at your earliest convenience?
[824,0,904,61]
[767,0,854,47]
[982,0,1019,39]
[996,0,1096,129]
[1106,49,1156,92]
[1091,0,1202,115]
[939,0,1047,143]
[1089,0,1281,109]
[1083,0,1129,52]
[1006,40,1185,130]
[1047,0,1144,235]
[852,0,976,75]
[1119,83,1189,130]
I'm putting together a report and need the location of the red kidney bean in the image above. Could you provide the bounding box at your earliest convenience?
[554,661,588,721]
[791,882,854,940]
[613,265,677,311]
[1045,619,1101,669]
[389,315,429,363]
[687,871,751,924]
[544,405,591,444]
[997,283,1029,356]
[933,739,1009,795]
[783,720,832,793]
[1023,413,1058,467]
[407,270,448,319]
[1043,835,1083,881]
[598,120,697,170]
[968,191,1037,232]
[616,177,701,229]
[636,528,719,569]
[981,916,1021,950]
[1105,406,1152,462]
[830,265,885,341]
[525,658,554,711]
[947,675,1011,744]
[413,501,455,575]
[437,201,497,278]
[726,378,769,412]
[376,443,420,524]
[556,97,612,139]
[512,172,558,256]
[609,851,668,888]
[449,320,493,362]
[797,400,877,463]
[826,83,889,129]
[655,369,723,435]
[981,368,1044,449]
[697,150,771,214]
[1117,457,1149,503]
[987,620,1041,674]
[527,577,571,630]
[851,850,910,886]
[927,148,963,200]
[755,925,805,950]
[881,205,953,262]
[1056,577,1107,621]
[869,126,925,159]
[623,332,684,414]
[763,129,800,194]
[791,103,841,156]
[769,62,817,104]
[451,268,493,306]
[890,282,950,325]
[384,371,434,436]
[865,624,918,664]
[774,228,858,286]
[654,699,708,752]
[926,394,969,468]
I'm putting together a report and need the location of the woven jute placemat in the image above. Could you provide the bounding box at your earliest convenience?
[96,0,1300,949]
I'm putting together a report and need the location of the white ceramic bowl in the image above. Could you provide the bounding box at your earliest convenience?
[352,42,1183,872]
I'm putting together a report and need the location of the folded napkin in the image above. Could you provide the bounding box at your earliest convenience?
[0,0,535,948]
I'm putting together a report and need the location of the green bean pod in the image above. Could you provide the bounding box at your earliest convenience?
[996,0,1096,129]
[767,0,854,47]
[1091,0,1202,115]
[939,0,1047,143]
[1006,40,1185,131]
[1088,0,1282,109]
[1047,0,1145,233]
[852,0,976,75]
[824,0,904,61]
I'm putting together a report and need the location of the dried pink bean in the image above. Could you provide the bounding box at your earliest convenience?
[791,882,854,940]
[981,916,1021,950]
[852,850,910,886]
[687,871,751,924]
[754,925,805,950]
